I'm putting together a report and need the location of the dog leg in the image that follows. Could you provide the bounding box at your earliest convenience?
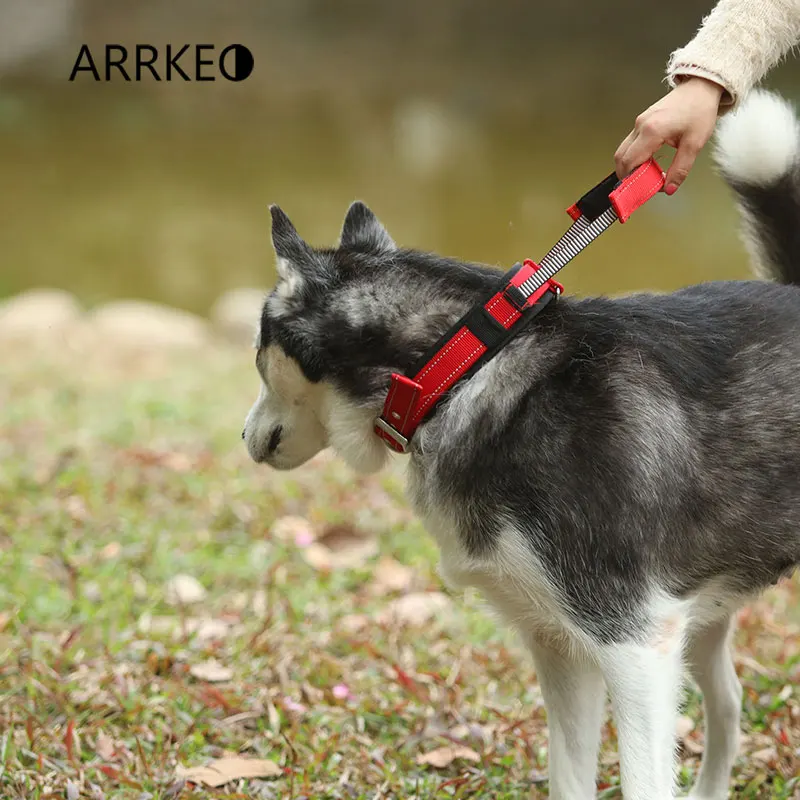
[685,615,742,800]
[526,638,606,799]
[598,637,685,800]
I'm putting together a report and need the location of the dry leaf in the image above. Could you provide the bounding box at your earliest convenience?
[100,541,121,560]
[95,731,116,761]
[137,614,230,642]
[165,574,207,605]
[751,746,777,764]
[123,447,193,473]
[368,557,414,595]
[734,654,779,678]
[190,659,233,683]
[271,516,315,545]
[66,779,80,800]
[161,452,193,473]
[188,617,230,642]
[448,722,494,745]
[683,738,704,755]
[338,613,370,634]
[377,592,453,627]
[301,524,377,571]
[252,589,268,616]
[65,495,89,523]
[416,745,480,768]
[176,756,282,787]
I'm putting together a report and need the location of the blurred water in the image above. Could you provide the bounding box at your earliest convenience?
[0,2,798,315]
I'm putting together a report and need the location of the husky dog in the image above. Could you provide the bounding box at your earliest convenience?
[243,90,800,799]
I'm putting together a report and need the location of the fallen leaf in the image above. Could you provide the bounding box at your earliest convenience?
[301,524,377,571]
[100,541,121,560]
[162,452,193,472]
[252,589,268,616]
[416,745,480,768]
[338,613,369,634]
[123,447,193,473]
[368,557,414,595]
[190,659,233,683]
[82,581,101,603]
[165,574,207,605]
[95,731,116,761]
[751,746,777,765]
[377,592,453,627]
[188,617,231,642]
[301,682,324,704]
[683,738,704,755]
[271,516,315,545]
[66,779,80,800]
[138,614,177,635]
[176,756,282,787]
[131,573,147,599]
[65,495,89,523]
[448,722,494,745]
[735,654,780,678]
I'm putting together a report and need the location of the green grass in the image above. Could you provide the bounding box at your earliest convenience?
[1,336,798,799]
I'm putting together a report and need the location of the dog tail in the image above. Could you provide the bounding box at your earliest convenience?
[714,89,800,286]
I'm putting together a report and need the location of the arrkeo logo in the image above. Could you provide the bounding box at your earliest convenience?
[69,44,254,82]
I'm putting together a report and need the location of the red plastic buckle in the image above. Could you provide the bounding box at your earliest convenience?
[547,277,564,295]
[375,373,423,453]
[517,260,563,308]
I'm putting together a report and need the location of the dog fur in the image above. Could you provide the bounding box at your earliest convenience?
[244,89,800,799]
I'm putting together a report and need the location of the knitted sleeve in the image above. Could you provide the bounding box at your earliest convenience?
[666,0,800,110]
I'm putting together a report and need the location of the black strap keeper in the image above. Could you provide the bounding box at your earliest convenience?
[576,171,620,221]
[463,305,509,350]
[503,284,529,311]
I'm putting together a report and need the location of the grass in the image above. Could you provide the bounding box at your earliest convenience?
[0,332,798,799]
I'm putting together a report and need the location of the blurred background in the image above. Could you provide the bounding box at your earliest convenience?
[1,0,798,315]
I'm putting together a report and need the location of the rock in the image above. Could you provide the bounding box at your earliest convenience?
[88,301,210,349]
[0,288,82,340]
[209,288,267,346]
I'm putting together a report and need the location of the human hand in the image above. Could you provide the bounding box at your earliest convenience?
[615,77,725,194]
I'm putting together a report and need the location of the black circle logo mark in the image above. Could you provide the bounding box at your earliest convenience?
[219,44,254,82]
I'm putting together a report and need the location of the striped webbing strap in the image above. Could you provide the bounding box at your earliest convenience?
[374,158,666,453]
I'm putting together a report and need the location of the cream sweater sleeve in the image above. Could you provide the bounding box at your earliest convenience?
[666,0,800,109]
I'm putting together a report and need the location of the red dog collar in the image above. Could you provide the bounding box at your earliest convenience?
[375,159,665,453]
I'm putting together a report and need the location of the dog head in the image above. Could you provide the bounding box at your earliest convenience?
[243,201,399,472]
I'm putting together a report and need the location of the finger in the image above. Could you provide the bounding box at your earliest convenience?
[616,124,665,178]
[614,130,637,179]
[664,139,701,194]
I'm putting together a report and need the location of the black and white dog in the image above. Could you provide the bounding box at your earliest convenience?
[243,90,800,799]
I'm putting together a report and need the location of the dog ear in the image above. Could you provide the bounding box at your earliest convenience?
[340,201,396,252]
[270,205,313,263]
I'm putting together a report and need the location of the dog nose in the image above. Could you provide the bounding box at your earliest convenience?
[267,425,283,455]
[241,427,246,440]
